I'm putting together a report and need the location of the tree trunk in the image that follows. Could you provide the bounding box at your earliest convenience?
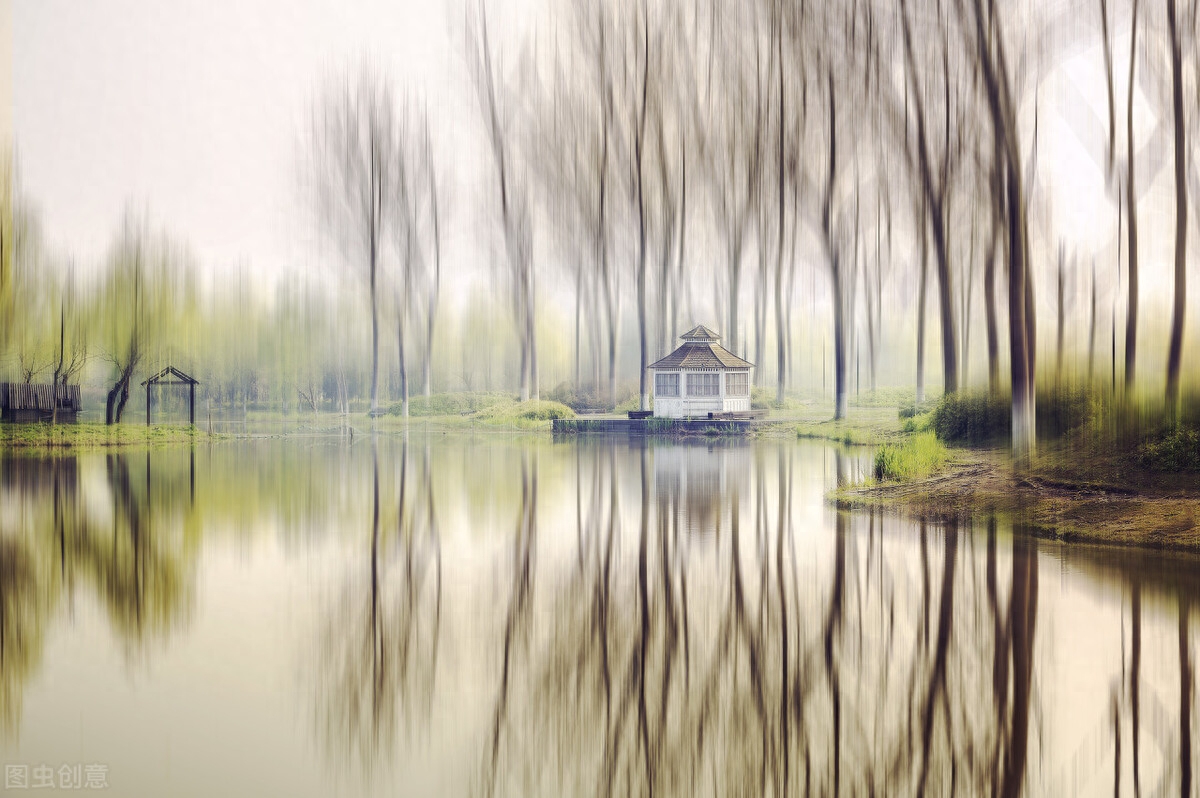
[985,185,1001,397]
[1124,0,1140,394]
[369,252,380,414]
[1164,0,1187,412]
[1088,266,1098,383]
[399,317,409,418]
[833,265,847,420]
[916,206,929,403]
[899,0,959,397]
[1056,250,1065,385]
[528,271,539,401]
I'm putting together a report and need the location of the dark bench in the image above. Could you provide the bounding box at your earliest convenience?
[628,410,653,419]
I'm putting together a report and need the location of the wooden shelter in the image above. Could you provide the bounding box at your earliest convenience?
[142,366,199,426]
[0,382,82,423]
[648,325,754,419]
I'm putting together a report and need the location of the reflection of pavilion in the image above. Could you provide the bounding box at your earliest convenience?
[652,443,751,537]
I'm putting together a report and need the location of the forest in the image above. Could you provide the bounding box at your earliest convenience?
[1,0,1199,465]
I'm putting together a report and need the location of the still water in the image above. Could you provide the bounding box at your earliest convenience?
[0,434,1196,797]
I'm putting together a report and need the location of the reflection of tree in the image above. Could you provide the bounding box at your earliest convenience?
[82,455,193,649]
[0,451,196,734]
[316,437,442,774]
[0,534,49,736]
[1053,540,1200,795]
[486,447,538,797]
[473,442,1066,798]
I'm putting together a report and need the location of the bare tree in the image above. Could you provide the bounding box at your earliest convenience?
[307,66,398,415]
[467,0,538,401]
[899,0,962,398]
[958,0,1038,462]
[1124,0,1141,394]
[1164,0,1188,411]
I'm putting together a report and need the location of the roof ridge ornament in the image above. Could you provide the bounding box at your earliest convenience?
[680,324,721,342]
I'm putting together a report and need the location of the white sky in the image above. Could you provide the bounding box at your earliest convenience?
[9,0,540,297]
[5,0,1186,315]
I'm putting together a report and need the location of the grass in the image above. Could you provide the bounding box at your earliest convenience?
[469,399,575,428]
[794,406,905,446]
[0,422,209,450]
[873,431,948,482]
[388,391,514,417]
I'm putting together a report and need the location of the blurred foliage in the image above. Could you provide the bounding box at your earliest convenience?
[851,387,923,408]
[931,392,1011,445]
[474,399,575,423]
[1138,425,1200,472]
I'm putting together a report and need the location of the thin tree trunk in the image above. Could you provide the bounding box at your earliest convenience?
[635,0,649,412]
[1165,0,1187,411]
[1056,249,1065,385]
[1089,265,1098,383]
[917,202,929,404]
[1124,0,1140,394]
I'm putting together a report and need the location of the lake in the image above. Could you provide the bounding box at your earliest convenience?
[0,433,1196,797]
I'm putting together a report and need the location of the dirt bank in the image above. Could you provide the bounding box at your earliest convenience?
[838,449,1200,551]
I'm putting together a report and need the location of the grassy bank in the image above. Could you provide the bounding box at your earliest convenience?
[0,422,211,451]
[792,405,907,446]
[873,432,947,481]
[839,388,1200,551]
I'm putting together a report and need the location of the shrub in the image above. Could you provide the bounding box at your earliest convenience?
[1035,386,1092,440]
[931,392,1010,445]
[546,382,612,413]
[899,399,939,419]
[515,400,576,421]
[902,412,932,433]
[873,432,948,481]
[1138,424,1200,471]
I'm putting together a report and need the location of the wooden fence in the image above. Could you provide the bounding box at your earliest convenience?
[0,382,82,412]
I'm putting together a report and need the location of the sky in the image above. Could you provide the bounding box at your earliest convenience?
[7,0,538,298]
[4,0,1187,316]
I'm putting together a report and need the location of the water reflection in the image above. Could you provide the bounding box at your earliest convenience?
[315,436,443,774]
[0,438,1195,797]
[0,452,196,736]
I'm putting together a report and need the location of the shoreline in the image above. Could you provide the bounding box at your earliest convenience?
[838,448,1200,552]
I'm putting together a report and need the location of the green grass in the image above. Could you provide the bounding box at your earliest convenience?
[0,422,208,450]
[470,399,576,427]
[387,391,516,417]
[794,406,904,446]
[873,431,948,482]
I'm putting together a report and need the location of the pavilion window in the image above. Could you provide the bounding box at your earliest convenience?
[726,372,748,396]
[686,372,720,396]
[655,373,680,397]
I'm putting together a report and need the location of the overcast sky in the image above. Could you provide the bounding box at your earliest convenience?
[4,0,1183,309]
[7,0,544,296]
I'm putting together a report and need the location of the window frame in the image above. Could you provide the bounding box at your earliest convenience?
[655,372,680,397]
[725,371,749,396]
[686,371,720,397]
